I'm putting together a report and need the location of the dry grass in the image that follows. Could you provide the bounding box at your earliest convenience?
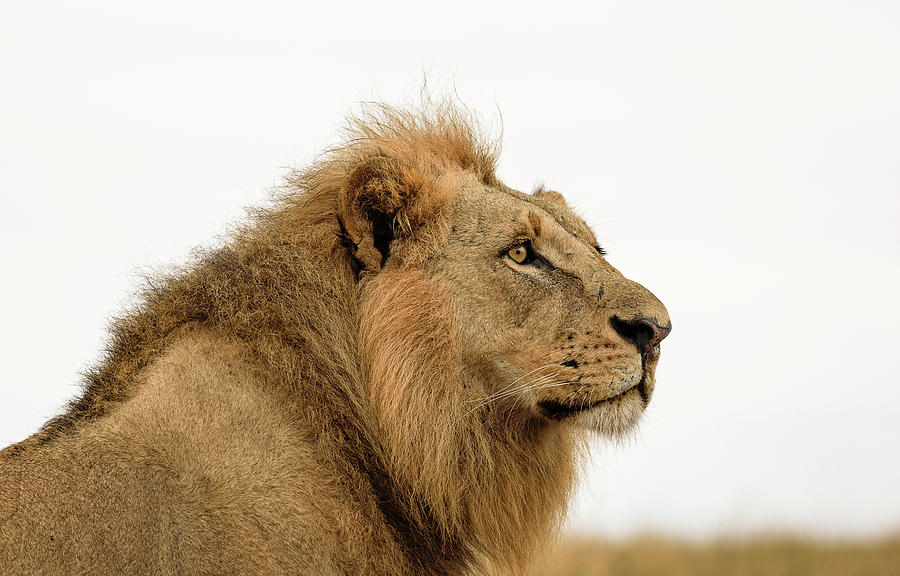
[528,535,900,576]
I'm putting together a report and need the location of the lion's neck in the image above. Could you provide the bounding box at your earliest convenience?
[373,419,576,575]
[357,268,577,574]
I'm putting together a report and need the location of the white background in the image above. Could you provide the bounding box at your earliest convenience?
[2,1,898,540]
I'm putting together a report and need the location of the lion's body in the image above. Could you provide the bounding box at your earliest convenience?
[2,330,374,574]
[0,105,669,575]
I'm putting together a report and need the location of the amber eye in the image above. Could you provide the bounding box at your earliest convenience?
[507,243,533,264]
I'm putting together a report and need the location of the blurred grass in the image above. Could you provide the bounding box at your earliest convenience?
[528,535,900,576]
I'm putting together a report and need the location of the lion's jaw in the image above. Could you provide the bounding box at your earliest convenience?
[525,313,667,436]
[536,341,663,436]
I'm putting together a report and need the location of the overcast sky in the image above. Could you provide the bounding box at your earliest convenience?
[2,1,898,540]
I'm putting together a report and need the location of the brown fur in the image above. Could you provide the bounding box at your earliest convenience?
[0,103,670,575]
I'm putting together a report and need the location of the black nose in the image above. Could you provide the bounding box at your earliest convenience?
[611,316,671,355]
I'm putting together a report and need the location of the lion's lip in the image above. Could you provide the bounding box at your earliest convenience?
[537,398,599,420]
[538,376,649,421]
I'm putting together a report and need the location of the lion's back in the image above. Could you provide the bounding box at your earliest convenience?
[0,328,358,575]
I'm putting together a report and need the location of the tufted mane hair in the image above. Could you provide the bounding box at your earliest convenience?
[21,103,575,574]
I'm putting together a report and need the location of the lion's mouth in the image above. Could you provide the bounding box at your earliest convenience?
[538,375,650,421]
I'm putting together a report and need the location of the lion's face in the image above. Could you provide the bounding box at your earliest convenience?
[426,172,671,436]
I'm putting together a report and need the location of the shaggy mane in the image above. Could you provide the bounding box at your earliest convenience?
[32,103,498,446]
[19,104,574,574]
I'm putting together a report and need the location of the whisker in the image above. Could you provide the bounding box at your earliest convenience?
[464,363,559,405]
[459,369,566,421]
[465,368,559,411]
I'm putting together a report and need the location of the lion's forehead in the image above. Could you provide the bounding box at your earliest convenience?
[447,175,598,251]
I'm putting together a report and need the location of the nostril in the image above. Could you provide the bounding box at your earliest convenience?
[610,316,671,355]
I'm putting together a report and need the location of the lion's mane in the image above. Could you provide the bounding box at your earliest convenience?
[4,105,577,575]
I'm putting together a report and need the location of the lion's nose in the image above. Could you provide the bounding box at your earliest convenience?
[611,316,672,354]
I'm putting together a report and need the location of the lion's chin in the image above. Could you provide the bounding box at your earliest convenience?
[538,377,653,437]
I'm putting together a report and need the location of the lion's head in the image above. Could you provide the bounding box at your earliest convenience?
[332,107,670,431]
[351,170,670,431]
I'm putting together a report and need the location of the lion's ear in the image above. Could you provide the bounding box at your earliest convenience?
[338,155,434,271]
[533,188,568,208]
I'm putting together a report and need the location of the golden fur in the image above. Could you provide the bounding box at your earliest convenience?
[0,103,670,575]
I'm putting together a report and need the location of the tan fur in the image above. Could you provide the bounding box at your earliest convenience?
[0,103,670,575]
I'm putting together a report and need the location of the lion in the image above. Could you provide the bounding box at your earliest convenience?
[0,103,670,576]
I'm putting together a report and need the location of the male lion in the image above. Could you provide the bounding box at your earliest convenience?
[0,104,670,575]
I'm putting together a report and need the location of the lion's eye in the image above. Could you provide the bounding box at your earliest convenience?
[507,243,535,264]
